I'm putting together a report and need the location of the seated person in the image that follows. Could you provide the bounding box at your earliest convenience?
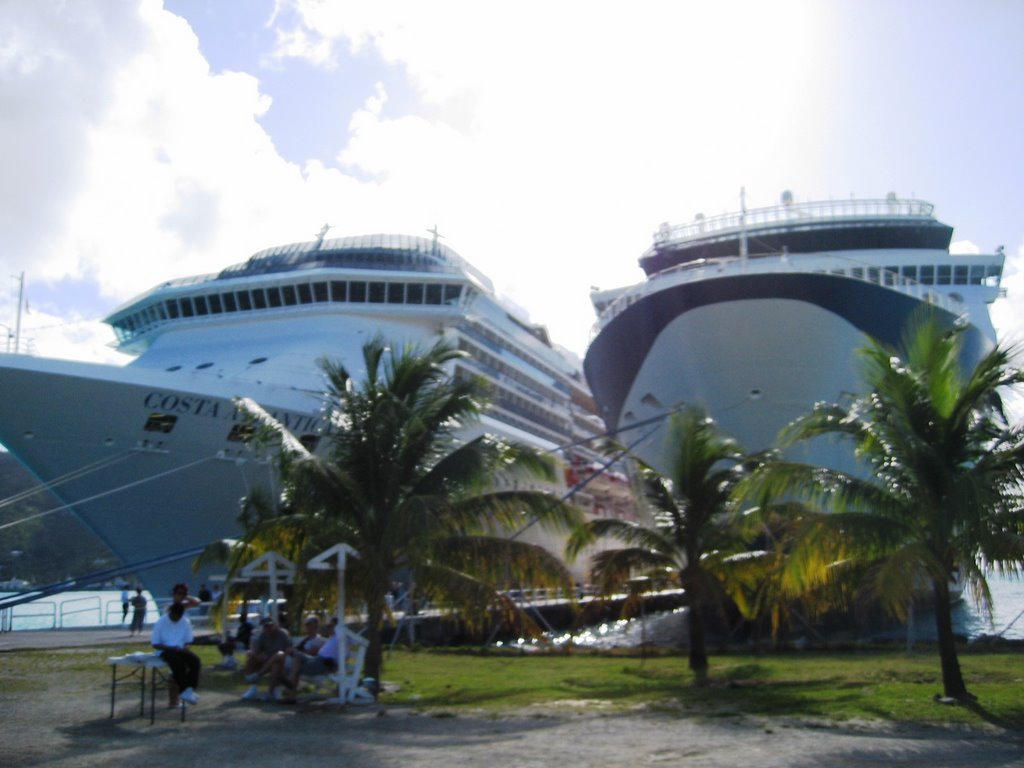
[293,615,325,655]
[240,616,291,700]
[283,615,325,681]
[267,622,340,702]
[151,602,201,706]
[216,611,253,670]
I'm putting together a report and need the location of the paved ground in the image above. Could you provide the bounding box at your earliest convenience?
[0,627,218,652]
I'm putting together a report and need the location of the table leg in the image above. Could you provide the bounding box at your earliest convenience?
[149,666,157,725]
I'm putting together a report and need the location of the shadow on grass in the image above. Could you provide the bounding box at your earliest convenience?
[399,667,859,721]
[963,700,1024,731]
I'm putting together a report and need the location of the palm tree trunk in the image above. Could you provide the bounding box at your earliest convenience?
[688,603,709,685]
[684,565,708,685]
[931,577,970,700]
[362,590,385,697]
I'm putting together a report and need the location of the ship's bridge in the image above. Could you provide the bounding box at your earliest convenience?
[641,197,954,276]
[219,234,494,291]
[103,235,493,353]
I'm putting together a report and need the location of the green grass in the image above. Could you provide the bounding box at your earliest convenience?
[378,646,1024,729]
[2,643,1021,730]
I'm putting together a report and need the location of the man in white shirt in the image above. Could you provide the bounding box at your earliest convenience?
[151,601,201,705]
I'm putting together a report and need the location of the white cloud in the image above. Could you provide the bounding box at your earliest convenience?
[990,241,1024,350]
[1,0,356,347]
[2,0,1023,370]
[950,240,981,255]
[258,0,836,352]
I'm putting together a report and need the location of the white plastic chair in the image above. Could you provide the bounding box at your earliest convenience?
[327,629,374,705]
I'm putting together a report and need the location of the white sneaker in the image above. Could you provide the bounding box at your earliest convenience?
[180,688,199,705]
[241,685,260,701]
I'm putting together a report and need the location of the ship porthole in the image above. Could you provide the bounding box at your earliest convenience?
[23,431,33,440]
[104,438,114,447]
[249,357,268,365]
[166,365,181,372]
[749,389,763,400]
[196,362,214,370]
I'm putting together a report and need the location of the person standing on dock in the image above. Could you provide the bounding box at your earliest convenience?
[197,583,212,616]
[129,587,147,636]
[120,585,130,624]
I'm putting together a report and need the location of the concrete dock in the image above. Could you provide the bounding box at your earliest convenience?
[0,626,216,652]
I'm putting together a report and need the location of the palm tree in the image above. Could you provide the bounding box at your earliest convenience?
[568,406,753,684]
[747,313,1024,700]
[221,338,583,690]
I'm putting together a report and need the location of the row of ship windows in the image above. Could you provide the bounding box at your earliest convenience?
[458,338,565,406]
[832,263,1002,286]
[459,320,572,397]
[454,366,570,439]
[112,280,467,341]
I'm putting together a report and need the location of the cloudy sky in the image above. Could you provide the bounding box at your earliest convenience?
[2,0,1022,365]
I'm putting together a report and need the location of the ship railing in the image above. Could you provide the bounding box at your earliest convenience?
[0,598,56,631]
[653,197,935,247]
[591,252,962,336]
[0,595,158,631]
[0,595,99,631]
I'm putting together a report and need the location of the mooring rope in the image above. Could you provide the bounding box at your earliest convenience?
[0,454,216,531]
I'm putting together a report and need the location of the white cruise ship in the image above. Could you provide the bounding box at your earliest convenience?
[0,233,632,599]
[585,194,1005,476]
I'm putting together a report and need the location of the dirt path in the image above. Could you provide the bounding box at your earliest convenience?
[4,684,1024,767]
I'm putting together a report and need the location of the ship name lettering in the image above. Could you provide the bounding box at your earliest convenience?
[143,392,221,418]
[275,412,318,433]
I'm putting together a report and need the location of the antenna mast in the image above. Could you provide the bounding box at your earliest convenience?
[13,271,24,354]
[427,225,444,255]
[314,224,331,249]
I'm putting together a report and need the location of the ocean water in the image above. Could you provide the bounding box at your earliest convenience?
[869,573,1024,643]
[557,572,1024,648]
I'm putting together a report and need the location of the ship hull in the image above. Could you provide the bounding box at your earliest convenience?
[0,355,317,598]
[0,352,595,597]
[584,272,993,475]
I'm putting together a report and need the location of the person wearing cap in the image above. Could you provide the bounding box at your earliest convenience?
[261,616,327,702]
[239,615,291,701]
[268,618,339,704]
